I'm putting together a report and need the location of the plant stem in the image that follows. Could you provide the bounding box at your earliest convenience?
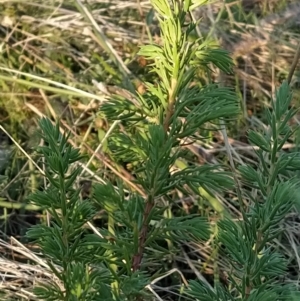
[163,78,178,132]
[132,77,178,271]
[132,197,154,271]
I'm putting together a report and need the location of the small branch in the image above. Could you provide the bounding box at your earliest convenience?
[163,99,175,132]
[132,199,154,271]
[163,79,178,132]
[132,79,178,271]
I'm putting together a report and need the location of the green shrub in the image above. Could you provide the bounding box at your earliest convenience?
[27,0,300,300]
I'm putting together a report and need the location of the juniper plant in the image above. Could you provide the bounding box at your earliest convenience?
[26,0,299,300]
[186,83,300,299]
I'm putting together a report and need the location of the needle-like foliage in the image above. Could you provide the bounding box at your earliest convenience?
[186,81,300,300]
[28,0,258,301]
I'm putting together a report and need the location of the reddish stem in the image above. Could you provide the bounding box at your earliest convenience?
[132,201,154,271]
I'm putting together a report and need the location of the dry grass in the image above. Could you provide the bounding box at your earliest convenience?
[0,0,300,299]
